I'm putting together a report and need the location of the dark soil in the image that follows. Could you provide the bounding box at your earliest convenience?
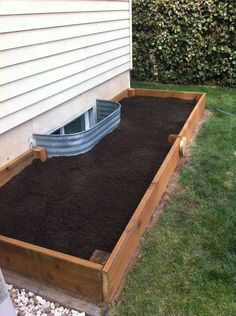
[0,96,196,260]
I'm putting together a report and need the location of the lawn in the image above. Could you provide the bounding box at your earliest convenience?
[110,83,236,316]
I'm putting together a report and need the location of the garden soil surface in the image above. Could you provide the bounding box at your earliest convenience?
[0,96,196,259]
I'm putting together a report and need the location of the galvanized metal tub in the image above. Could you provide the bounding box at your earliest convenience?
[33,99,121,157]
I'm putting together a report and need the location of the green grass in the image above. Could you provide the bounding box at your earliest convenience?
[110,83,236,316]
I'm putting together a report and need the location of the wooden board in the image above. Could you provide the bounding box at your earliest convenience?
[0,236,103,301]
[0,150,33,188]
[112,89,128,102]
[0,147,47,188]
[102,89,206,302]
[129,88,203,101]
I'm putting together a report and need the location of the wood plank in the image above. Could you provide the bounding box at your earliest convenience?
[102,89,206,302]
[131,88,203,101]
[0,149,34,187]
[179,93,206,140]
[0,147,48,187]
[33,147,47,162]
[0,236,103,301]
[127,88,135,97]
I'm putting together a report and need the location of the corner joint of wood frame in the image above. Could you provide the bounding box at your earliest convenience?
[33,147,47,162]
[127,88,135,97]
[89,250,110,265]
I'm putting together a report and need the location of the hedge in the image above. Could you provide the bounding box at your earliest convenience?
[132,0,236,86]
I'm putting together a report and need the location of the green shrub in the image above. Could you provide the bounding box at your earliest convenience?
[132,0,236,86]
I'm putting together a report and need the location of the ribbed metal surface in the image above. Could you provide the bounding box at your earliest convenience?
[33,99,121,157]
[97,99,119,122]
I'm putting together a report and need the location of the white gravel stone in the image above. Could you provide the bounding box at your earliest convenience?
[50,302,55,310]
[6,283,86,316]
[7,284,13,290]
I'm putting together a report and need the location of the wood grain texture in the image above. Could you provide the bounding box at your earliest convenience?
[0,147,48,188]
[0,236,103,301]
[130,88,203,101]
[0,149,34,188]
[102,88,206,302]
[179,93,206,140]
[90,250,110,265]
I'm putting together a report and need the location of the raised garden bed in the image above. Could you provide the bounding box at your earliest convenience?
[0,88,206,302]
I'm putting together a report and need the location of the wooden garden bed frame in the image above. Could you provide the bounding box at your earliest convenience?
[0,88,206,302]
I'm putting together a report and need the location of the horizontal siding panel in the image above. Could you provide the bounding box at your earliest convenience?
[0,37,130,85]
[0,29,129,68]
[0,1,129,15]
[0,47,130,103]
[0,55,130,119]
[0,63,130,134]
[0,0,131,135]
[0,20,129,51]
[0,11,129,33]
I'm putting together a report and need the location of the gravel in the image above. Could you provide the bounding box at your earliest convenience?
[7,283,86,316]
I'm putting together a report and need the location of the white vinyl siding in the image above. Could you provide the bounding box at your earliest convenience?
[0,0,131,135]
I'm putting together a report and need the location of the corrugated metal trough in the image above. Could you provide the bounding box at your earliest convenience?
[33,99,121,157]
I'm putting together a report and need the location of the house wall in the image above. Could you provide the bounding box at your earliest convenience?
[0,0,131,166]
[0,72,130,166]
